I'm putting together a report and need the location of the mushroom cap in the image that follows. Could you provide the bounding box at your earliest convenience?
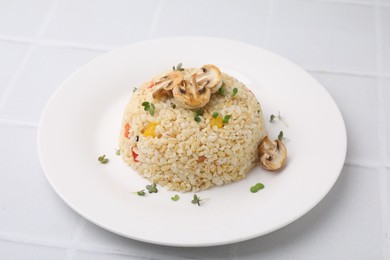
[258,136,287,171]
[194,64,222,94]
[172,74,212,109]
[152,71,183,99]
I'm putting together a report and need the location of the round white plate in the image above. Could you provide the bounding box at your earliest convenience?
[38,37,347,247]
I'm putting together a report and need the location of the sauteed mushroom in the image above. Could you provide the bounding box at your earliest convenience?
[152,71,183,99]
[258,136,287,171]
[172,65,222,109]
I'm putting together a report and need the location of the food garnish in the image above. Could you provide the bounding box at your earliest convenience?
[146,183,158,193]
[218,85,226,96]
[191,194,204,206]
[270,111,288,127]
[258,136,287,171]
[152,71,182,98]
[212,112,219,118]
[171,194,180,201]
[98,154,109,164]
[172,65,222,109]
[278,131,284,141]
[250,183,265,193]
[194,109,203,122]
[133,87,137,92]
[136,190,145,196]
[222,115,231,124]
[115,149,121,156]
[171,103,176,109]
[231,87,238,97]
[141,101,155,116]
[172,63,184,71]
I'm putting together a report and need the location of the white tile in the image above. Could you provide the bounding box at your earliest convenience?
[152,0,271,46]
[0,126,81,242]
[0,46,103,124]
[310,72,380,165]
[384,79,390,165]
[42,0,160,47]
[0,240,66,260]
[77,221,232,260]
[0,41,30,96]
[382,7,390,74]
[0,0,53,37]
[267,0,376,73]
[228,165,383,259]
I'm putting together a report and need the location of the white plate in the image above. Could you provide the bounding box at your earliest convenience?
[38,37,347,247]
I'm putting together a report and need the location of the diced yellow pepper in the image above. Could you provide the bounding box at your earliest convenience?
[210,115,223,128]
[143,122,159,137]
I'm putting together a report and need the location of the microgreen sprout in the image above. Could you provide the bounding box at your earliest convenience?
[270,111,288,127]
[218,86,226,96]
[212,112,219,118]
[136,190,145,196]
[115,148,121,156]
[98,154,109,164]
[250,183,265,193]
[222,115,231,124]
[278,131,284,141]
[191,194,204,206]
[173,63,184,71]
[194,109,204,122]
[133,87,137,93]
[142,101,155,116]
[171,194,180,201]
[146,183,158,193]
[231,87,238,97]
[171,103,176,109]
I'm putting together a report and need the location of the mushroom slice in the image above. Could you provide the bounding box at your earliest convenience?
[172,74,211,109]
[152,71,183,99]
[194,64,222,94]
[258,136,287,171]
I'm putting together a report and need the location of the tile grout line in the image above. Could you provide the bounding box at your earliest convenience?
[374,1,390,259]
[263,0,275,48]
[147,0,165,40]
[0,119,38,128]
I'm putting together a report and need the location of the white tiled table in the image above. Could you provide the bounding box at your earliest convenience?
[0,0,389,259]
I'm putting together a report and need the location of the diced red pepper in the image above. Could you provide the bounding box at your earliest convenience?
[147,81,155,88]
[132,147,139,162]
[124,123,130,138]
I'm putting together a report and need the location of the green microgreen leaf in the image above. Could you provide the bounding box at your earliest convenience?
[222,115,231,124]
[133,87,137,93]
[115,149,121,156]
[250,183,265,193]
[173,63,184,71]
[231,87,238,97]
[191,194,201,206]
[194,116,201,122]
[218,86,225,96]
[98,154,109,164]
[212,112,219,118]
[146,183,158,193]
[278,131,284,141]
[171,194,180,201]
